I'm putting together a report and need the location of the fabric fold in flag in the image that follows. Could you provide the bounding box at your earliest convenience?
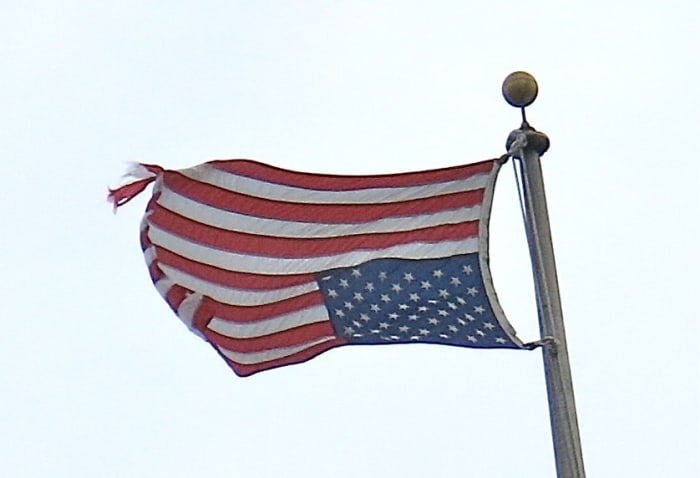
[113,157,525,377]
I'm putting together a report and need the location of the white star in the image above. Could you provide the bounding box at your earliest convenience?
[448,325,458,333]
[433,269,444,278]
[473,305,486,314]
[409,293,420,302]
[335,309,345,318]
[439,333,450,339]
[419,328,430,336]
[450,276,462,286]
[457,318,467,326]
[417,306,428,312]
[408,314,419,321]
[398,325,410,333]
[327,289,338,298]
[370,329,381,334]
[365,282,375,292]
[467,287,478,296]
[359,313,371,322]
[351,268,362,278]
[352,320,362,328]
[353,292,364,302]
[428,317,439,325]
[476,329,485,337]
[463,264,473,275]
[410,335,421,341]
[380,294,391,303]
[398,303,409,310]
[467,335,477,343]
[483,322,495,330]
[456,297,467,305]
[388,312,399,320]
[437,309,449,317]
[344,301,354,310]
[465,313,476,322]
[379,322,390,329]
[447,302,458,310]
[391,283,403,293]
[378,271,388,281]
[438,289,450,298]
[343,326,354,335]
[403,272,415,282]
[420,281,432,290]
[370,304,381,313]
[495,337,507,344]
[339,278,350,288]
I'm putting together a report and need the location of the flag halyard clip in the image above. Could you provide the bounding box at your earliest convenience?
[507,131,528,158]
[524,335,557,351]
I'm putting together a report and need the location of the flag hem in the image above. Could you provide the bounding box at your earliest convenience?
[476,160,525,348]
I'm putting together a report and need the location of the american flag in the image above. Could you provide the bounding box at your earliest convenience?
[111,158,524,377]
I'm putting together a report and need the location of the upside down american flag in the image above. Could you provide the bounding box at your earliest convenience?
[109,157,526,376]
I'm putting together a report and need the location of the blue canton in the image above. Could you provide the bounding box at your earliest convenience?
[318,254,519,348]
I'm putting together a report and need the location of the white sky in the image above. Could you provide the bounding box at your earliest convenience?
[1,1,698,477]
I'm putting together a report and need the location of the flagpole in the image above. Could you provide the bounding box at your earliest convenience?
[502,72,586,478]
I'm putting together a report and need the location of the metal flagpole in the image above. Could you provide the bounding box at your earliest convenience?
[501,72,586,478]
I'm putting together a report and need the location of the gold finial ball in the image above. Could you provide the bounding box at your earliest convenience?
[502,71,538,108]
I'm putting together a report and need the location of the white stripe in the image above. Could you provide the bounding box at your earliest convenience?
[179,164,490,204]
[216,336,337,365]
[177,292,203,336]
[143,246,157,264]
[157,263,318,306]
[208,305,331,338]
[124,163,160,181]
[154,277,205,335]
[154,277,174,297]
[157,186,482,237]
[148,225,479,274]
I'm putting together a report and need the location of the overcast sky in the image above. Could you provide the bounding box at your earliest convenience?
[1,1,698,477]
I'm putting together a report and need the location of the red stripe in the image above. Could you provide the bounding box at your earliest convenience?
[149,205,479,258]
[192,296,215,332]
[142,225,164,283]
[148,261,163,282]
[162,171,485,223]
[221,337,347,377]
[108,168,162,209]
[152,246,316,290]
[141,193,162,251]
[208,159,495,190]
[145,214,190,313]
[165,285,188,311]
[209,291,325,322]
[204,321,337,353]
[140,227,150,251]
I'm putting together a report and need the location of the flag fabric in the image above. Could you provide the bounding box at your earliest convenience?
[110,158,525,377]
